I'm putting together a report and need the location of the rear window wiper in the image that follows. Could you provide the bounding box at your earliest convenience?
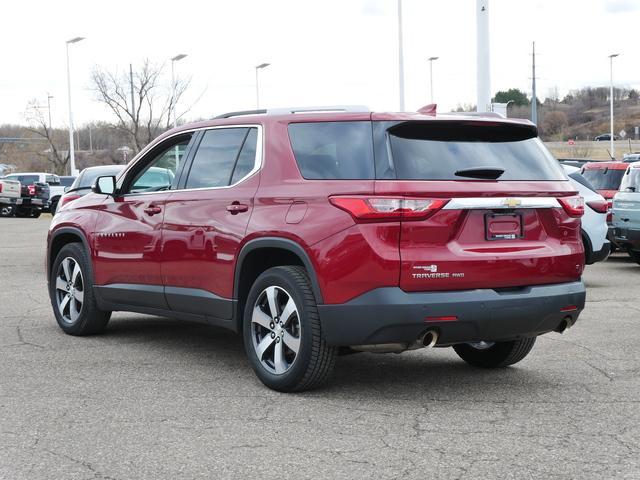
[454,167,505,180]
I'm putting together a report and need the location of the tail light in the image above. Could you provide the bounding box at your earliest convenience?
[586,199,608,214]
[557,195,584,217]
[329,196,449,222]
[27,185,36,196]
[0,184,3,193]
[58,194,81,209]
[606,199,613,223]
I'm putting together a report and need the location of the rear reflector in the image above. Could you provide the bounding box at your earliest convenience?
[557,195,584,217]
[586,199,608,214]
[425,315,458,322]
[329,196,449,222]
[560,305,578,312]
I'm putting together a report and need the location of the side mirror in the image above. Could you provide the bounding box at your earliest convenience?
[92,176,117,195]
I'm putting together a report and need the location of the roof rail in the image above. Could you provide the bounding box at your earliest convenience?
[444,111,504,118]
[214,105,369,119]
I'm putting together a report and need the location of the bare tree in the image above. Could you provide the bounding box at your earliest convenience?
[24,100,70,174]
[91,59,191,153]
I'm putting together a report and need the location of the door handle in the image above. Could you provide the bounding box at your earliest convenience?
[226,202,249,214]
[144,205,162,216]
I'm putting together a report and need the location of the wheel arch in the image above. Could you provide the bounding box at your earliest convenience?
[233,237,323,331]
[581,228,594,265]
[49,227,92,282]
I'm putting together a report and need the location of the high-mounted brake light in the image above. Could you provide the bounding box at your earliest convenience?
[586,199,608,214]
[557,195,584,218]
[329,196,449,222]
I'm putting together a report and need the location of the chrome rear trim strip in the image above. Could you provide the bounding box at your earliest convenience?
[443,197,560,210]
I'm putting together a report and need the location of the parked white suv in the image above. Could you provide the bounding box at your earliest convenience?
[563,165,610,264]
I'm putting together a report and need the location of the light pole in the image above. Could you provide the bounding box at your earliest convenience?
[66,36,85,176]
[46,94,53,130]
[609,53,620,158]
[397,0,405,111]
[171,54,187,128]
[255,63,270,109]
[427,57,439,104]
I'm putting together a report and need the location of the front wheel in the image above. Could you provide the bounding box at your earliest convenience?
[0,205,15,217]
[243,266,337,392]
[50,243,111,335]
[453,337,536,368]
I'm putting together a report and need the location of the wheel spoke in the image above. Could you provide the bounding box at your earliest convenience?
[58,294,71,316]
[69,298,79,322]
[252,306,273,330]
[74,289,84,303]
[265,286,279,318]
[62,258,72,281]
[273,340,286,374]
[71,262,81,283]
[279,297,297,326]
[55,277,67,292]
[282,331,300,354]
[255,335,275,360]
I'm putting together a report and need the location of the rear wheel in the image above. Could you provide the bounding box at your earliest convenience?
[50,199,59,216]
[453,337,536,368]
[628,250,640,265]
[50,243,111,335]
[243,266,337,392]
[31,209,41,218]
[0,205,14,217]
[15,207,30,218]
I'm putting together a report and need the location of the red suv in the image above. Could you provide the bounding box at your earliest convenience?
[47,107,586,391]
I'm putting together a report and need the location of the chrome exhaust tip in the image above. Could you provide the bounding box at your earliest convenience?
[421,330,438,348]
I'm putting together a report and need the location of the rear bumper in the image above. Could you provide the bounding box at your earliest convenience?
[317,281,586,347]
[612,226,640,251]
[0,196,22,205]
[588,241,611,264]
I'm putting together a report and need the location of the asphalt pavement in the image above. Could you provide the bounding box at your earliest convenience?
[1,216,639,479]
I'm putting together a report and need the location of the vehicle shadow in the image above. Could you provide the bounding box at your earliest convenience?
[102,316,554,398]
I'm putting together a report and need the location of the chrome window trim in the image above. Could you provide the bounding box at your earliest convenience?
[120,124,263,196]
[442,197,561,210]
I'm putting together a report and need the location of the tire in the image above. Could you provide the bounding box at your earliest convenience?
[15,207,30,218]
[50,199,59,216]
[628,250,640,265]
[31,209,41,218]
[49,243,111,336]
[243,266,337,392]
[453,337,537,368]
[0,205,14,217]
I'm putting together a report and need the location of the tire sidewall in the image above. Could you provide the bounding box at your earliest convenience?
[243,268,315,391]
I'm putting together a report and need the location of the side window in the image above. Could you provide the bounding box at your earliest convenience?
[128,138,190,194]
[230,128,258,184]
[185,128,249,189]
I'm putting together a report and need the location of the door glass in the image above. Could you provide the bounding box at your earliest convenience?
[185,128,248,189]
[129,140,189,193]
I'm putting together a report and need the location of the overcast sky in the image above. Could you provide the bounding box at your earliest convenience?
[1,0,638,127]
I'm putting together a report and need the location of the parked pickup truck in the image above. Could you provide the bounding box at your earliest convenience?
[0,178,22,217]
[1,173,50,218]
[3,172,65,215]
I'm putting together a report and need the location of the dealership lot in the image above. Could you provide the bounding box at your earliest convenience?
[1,217,639,479]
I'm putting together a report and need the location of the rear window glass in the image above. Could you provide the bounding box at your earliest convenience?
[581,168,625,190]
[75,166,124,189]
[387,122,566,181]
[568,172,598,194]
[288,121,374,180]
[620,167,640,192]
[6,175,39,184]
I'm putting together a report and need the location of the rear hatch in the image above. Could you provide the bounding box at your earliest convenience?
[372,118,583,292]
[613,164,640,231]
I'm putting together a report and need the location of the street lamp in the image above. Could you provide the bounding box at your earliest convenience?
[609,53,620,159]
[66,36,85,176]
[427,56,439,104]
[255,63,270,109]
[171,54,188,128]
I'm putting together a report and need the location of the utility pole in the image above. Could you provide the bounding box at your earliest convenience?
[88,124,93,152]
[428,57,439,104]
[531,41,537,126]
[397,0,405,111]
[476,0,491,112]
[609,53,620,159]
[129,64,135,118]
[46,94,53,130]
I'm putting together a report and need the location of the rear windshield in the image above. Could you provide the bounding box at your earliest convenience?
[581,168,625,190]
[59,177,76,187]
[387,122,566,181]
[5,174,39,184]
[568,171,598,194]
[620,167,640,192]
[288,121,374,179]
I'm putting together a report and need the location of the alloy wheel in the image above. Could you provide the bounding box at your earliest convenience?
[55,257,84,324]
[251,286,301,375]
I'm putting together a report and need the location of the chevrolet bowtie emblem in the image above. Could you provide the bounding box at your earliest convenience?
[502,198,522,208]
